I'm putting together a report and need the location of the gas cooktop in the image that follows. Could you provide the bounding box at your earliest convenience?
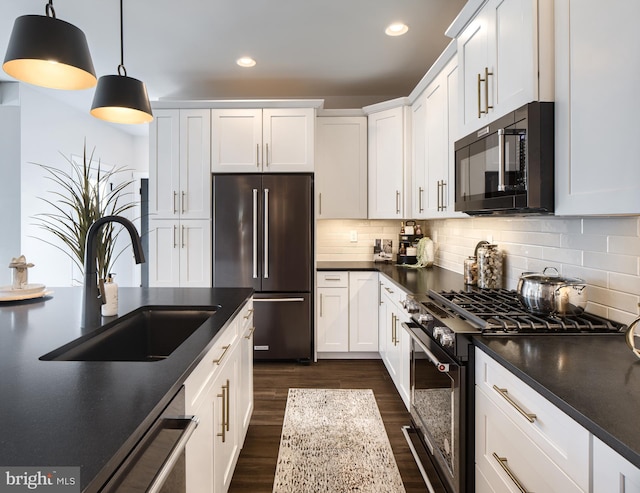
[428,288,626,335]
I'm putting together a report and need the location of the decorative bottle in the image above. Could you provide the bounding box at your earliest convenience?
[101,273,118,316]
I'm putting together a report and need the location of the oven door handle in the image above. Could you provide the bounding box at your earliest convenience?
[402,322,450,372]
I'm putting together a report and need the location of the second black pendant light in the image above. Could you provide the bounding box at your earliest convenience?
[91,0,153,124]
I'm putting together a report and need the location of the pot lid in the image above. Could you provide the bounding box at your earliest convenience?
[520,267,585,285]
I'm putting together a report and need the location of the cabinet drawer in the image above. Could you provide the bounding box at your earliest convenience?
[379,276,404,307]
[476,388,584,493]
[185,319,239,411]
[475,349,589,490]
[239,299,254,336]
[316,271,348,288]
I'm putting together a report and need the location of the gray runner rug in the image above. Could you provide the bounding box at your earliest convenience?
[272,388,406,493]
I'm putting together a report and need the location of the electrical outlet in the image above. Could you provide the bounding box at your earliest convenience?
[350,230,358,242]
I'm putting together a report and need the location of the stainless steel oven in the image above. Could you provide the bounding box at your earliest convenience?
[403,320,470,493]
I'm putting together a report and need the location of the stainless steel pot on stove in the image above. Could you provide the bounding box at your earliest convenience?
[517,267,587,316]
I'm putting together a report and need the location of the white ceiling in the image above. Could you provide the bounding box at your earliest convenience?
[0,0,466,132]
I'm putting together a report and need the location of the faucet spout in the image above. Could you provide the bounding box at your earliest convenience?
[82,215,145,328]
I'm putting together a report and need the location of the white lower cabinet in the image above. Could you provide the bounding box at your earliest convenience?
[378,275,410,409]
[184,299,253,493]
[593,436,640,492]
[316,271,378,354]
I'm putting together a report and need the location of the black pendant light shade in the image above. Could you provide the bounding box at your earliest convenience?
[90,0,153,124]
[3,14,96,90]
[91,74,153,124]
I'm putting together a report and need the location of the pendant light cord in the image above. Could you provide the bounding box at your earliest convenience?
[117,0,127,77]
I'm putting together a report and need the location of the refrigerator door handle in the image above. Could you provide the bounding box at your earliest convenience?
[252,188,259,278]
[264,188,269,279]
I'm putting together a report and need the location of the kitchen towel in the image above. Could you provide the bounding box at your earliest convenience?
[272,388,406,493]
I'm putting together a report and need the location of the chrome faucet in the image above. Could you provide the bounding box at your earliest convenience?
[82,215,145,328]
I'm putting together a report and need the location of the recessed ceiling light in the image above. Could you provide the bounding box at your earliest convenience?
[237,57,256,68]
[385,23,409,36]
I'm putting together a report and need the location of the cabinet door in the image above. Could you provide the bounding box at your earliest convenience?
[317,286,349,352]
[213,343,240,493]
[185,387,214,493]
[458,6,491,135]
[396,309,411,410]
[593,436,640,492]
[555,0,640,215]
[149,109,180,217]
[378,281,389,364]
[425,70,449,216]
[179,219,211,287]
[316,117,367,218]
[179,109,211,220]
[348,272,379,352]
[263,108,315,172]
[211,109,263,173]
[368,106,405,219]
[148,219,180,287]
[411,93,428,219]
[238,301,254,443]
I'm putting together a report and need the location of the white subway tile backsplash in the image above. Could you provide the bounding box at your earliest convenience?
[584,251,637,276]
[317,215,640,323]
[583,217,640,236]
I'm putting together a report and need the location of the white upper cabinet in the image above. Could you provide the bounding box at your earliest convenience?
[149,109,211,220]
[315,116,367,219]
[411,55,465,219]
[367,105,406,219]
[554,0,640,215]
[457,0,553,137]
[211,107,315,173]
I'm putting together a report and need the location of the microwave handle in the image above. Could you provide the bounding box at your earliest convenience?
[498,128,506,192]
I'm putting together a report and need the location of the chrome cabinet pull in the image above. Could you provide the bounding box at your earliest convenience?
[263,188,269,279]
[252,188,258,278]
[212,344,231,365]
[256,143,260,168]
[492,453,528,493]
[379,282,383,306]
[493,385,537,423]
[396,190,401,214]
[181,225,185,248]
[319,192,322,215]
[418,186,424,213]
[181,191,186,214]
[265,143,270,167]
[324,276,342,281]
[173,225,177,248]
[477,72,482,118]
[319,293,323,317]
[173,191,178,214]
[441,181,447,210]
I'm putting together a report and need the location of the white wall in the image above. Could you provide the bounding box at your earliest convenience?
[19,85,147,287]
[0,102,20,286]
[316,216,640,325]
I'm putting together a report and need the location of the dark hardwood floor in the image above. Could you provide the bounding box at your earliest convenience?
[228,359,430,492]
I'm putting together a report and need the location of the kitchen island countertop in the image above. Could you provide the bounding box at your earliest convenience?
[317,261,640,469]
[0,286,253,492]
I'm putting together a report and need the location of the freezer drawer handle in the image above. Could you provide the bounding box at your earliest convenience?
[147,416,199,493]
[254,298,305,302]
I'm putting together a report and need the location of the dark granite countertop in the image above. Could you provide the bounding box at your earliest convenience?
[0,287,253,492]
[317,261,640,468]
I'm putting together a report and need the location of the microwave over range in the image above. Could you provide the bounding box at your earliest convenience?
[454,102,554,215]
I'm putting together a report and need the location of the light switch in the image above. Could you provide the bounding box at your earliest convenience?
[350,230,358,242]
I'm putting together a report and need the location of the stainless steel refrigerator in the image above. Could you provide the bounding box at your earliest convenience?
[212,173,313,361]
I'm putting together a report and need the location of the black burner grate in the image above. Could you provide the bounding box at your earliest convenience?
[429,289,626,334]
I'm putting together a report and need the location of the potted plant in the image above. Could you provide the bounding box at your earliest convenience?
[31,141,137,283]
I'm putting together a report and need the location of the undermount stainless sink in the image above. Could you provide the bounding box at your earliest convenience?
[40,306,218,362]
